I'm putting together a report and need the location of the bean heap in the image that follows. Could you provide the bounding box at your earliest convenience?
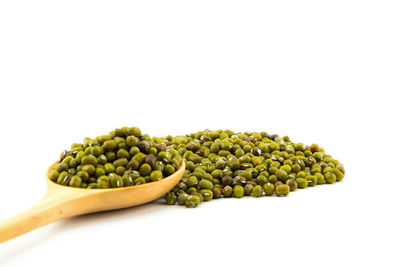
[49,127,182,188]
[162,129,345,208]
[49,127,345,208]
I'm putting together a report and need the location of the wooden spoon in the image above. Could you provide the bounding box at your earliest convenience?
[0,161,185,243]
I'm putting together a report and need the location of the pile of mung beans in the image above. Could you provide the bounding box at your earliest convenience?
[162,129,345,208]
[50,127,345,208]
[49,127,183,189]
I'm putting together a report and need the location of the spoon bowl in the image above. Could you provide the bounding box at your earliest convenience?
[0,161,185,243]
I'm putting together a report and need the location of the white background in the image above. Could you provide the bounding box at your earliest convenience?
[0,0,399,266]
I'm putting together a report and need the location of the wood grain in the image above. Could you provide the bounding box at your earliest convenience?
[0,161,185,243]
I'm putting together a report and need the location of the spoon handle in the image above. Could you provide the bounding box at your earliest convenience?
[0,190,82,243]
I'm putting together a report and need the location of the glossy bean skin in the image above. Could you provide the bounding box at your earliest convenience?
[51,126,182,190]
[51,127,344,209]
